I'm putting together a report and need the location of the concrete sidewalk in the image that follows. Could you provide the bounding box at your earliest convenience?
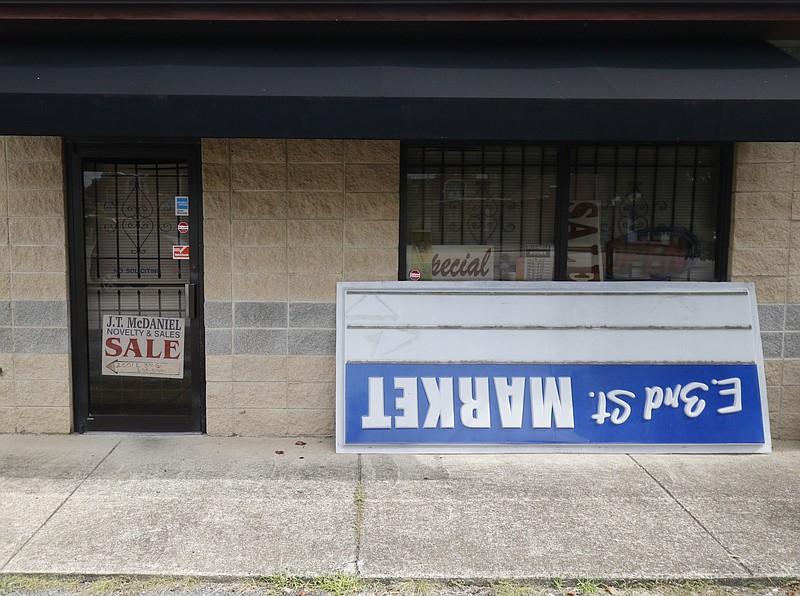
[0,435,798,581]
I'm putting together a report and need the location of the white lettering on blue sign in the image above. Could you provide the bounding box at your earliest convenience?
[589,390,635,425]
[713,377,743,414]
[460,377,490,428]
[363,376,575,430]
[344,363,765,446]
[641,378,742,422]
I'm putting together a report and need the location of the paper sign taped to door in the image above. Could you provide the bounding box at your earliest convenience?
[102,315,185,378]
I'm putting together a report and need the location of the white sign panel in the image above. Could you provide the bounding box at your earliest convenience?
[102,315,185,378]
[336,281,770,454]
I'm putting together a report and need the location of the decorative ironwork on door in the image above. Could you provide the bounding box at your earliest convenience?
[105,171,174,261]
[88,163,187,286]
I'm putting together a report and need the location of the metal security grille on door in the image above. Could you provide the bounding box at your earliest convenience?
[71,147,204,433]
[87,162,190,416]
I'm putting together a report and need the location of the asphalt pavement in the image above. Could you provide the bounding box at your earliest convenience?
[0,435,798,581]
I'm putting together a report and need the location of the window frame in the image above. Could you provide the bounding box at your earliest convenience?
[398,141,734,282]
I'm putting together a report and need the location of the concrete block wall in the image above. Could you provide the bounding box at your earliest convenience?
[200,138,800,441]
[732,142,800,440]
[0,135,794,441]
[201,139,399,436]
[0,136,71,434]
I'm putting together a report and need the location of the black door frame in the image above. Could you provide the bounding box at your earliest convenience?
[66,140,206,433]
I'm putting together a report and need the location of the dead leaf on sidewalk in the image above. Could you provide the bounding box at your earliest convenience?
[605,587,617,594]
[275,450,284,455]
[295,440,307,446]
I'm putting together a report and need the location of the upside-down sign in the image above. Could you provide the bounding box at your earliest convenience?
[102,315,185,378]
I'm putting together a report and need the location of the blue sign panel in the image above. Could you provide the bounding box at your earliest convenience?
[344,363,764,446]
[175,195,189,216]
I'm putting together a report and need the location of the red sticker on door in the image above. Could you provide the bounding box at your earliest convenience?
[173,245,190,260]
[177,222,189,234]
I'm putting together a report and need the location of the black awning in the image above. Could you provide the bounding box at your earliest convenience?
[0,38,799,141]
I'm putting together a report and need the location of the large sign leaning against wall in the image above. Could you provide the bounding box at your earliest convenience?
[335,281,771,453]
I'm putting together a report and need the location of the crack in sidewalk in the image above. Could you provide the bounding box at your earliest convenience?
[628,454,754,576]
[351,453,364,577]
[1,439,123,572]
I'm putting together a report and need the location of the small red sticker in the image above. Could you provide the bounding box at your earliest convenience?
[173,245,190,260]
[177,222,189,234]
[409,269,421,281]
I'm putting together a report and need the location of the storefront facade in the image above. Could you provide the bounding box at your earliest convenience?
[0,2,798,440]
[0,137,797,440]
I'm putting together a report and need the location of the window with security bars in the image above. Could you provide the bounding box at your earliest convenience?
[402,144,727,282]
[404,145,558,282]
[569,146,722,282]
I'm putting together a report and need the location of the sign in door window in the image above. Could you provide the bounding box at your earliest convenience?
[102,315,185,378]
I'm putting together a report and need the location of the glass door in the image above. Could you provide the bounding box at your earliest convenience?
[69,144,204,432]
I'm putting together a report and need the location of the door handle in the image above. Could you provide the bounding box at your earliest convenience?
[184,283,197,320]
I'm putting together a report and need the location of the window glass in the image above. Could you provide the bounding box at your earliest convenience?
[569,146,720,281]
[404,145,558,281]
[403,144,725,282]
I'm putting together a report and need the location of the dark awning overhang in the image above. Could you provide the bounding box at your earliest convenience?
[1,38,799,141]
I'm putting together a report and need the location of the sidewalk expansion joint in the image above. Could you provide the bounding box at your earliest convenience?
[627,454,754,576]
[352,453,364,577]
[0,438,123,572]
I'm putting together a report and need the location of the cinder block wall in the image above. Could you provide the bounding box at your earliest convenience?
[732,142,800,440]
[202,139,800,441]
[202,139,399,436]
[0,136,71,434]
[3,136,794,440]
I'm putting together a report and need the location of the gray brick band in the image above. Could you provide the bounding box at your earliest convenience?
[0,300,70,353]
[289,302,335,328]
[205,300,336,355]
[233,329,288,355]
[289,329,335,355]
[758,304,785,332]
[13,300,68,327]
[205,301,233,328]
[234,302,288,328]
